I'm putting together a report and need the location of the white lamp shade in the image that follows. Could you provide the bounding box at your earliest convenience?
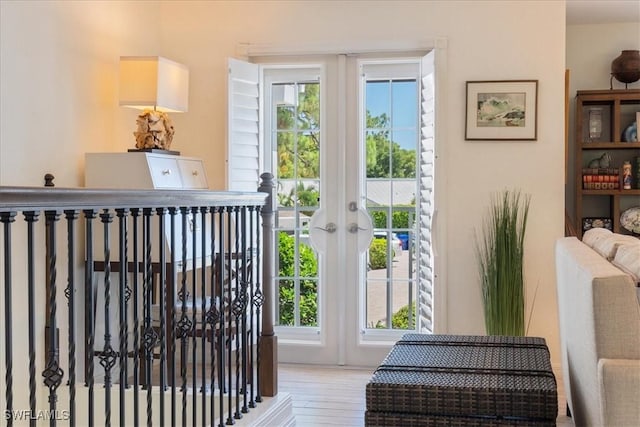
[119,56,189,113]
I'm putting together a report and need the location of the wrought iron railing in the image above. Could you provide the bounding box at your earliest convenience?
[0,173,276,426]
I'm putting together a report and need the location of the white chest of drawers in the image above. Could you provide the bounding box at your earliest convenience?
[85,152,211,265]
[85,152,208,190]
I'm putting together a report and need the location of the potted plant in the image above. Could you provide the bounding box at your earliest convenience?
[475,189,531,336]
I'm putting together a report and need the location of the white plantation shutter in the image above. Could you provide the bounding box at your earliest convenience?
[418,51,435,334]
[227,58,261,191]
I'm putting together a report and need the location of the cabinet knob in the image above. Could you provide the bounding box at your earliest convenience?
[162,169,172,175]
[192,170,199,176]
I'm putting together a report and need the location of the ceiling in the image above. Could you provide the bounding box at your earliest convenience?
[566,0,640,25]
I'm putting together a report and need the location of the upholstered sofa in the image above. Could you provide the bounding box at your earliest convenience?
[555,229,640,426]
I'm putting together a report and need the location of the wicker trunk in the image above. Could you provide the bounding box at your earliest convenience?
[365,334,558,426]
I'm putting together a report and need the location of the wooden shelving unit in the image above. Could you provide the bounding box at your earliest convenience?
[575,89,640,238]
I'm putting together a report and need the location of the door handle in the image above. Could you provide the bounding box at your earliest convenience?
[347,203,374,253]
[348,223,368,234]
[314,222,337,233]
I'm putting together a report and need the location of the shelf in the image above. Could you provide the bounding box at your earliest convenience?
[576,89,640,101]
[581,189,640,196]
[574,89,640,239]
[580,142,640,150]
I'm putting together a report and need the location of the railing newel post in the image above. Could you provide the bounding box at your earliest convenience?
[258,172,277,397]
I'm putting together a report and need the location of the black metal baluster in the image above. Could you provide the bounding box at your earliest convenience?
[64,210,79,427]
[1,211,16,427]
[116,208,129,427]
[200,207,209,426]
[226,208,235,426]
[232,207,243,421]
[240,207,249,415]
[168,207,178,427]
[207,208,220,426]
[130,208,141,427]
[83,209,98,426]
[190,207,198,427]
[248,207,256,409]
[253,206,263,404]
[218,209,227,427]
[23,211,39,427]
[99,210,117,427]
[177,207,190,427]
[156,207,167,427]
[142,208,155,427]
[43,210,63,427]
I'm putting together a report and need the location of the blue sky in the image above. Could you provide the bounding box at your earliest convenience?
[365,80,418,150]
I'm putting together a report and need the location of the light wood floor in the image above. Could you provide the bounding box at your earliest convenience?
[278,363,574,426]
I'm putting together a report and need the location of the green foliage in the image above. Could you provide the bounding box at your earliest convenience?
[276,92,416,181]
[392,210,410,228]
[371,211,387,228]
[365,111,416,178]
[391,303,415,329]
[368,238,389,270]
[277,182,319,217]
[277,231,318,326]
[373,303,416,329]
[370,209,411,229]
[276,83,320,179]
[475,190,531,336]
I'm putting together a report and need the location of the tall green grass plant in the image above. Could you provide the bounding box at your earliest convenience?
[475,190,531,336]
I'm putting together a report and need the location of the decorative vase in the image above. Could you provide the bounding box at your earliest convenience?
[611,50,640,89]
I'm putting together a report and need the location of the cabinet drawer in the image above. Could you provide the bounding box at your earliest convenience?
[178,159,208,189]
[148,157,182,188]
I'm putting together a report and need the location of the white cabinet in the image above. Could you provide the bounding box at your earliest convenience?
[85,152,212,265]
[85,152,208,190]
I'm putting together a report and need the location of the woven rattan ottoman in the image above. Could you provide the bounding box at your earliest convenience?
[365,334,558,426]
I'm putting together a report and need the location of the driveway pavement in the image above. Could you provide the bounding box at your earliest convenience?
[366,250,417,327]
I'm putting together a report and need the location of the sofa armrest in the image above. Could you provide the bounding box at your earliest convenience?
[598,358,640,426]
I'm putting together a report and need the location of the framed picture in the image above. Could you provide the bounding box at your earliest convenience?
[465,80,538,140]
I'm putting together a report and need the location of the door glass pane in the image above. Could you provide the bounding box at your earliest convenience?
[364,77,418,331]
[392,80,418,128]
[366,130,391,178]
[272,81,320,328]
[391,130,417,178]
[366,81,391,118]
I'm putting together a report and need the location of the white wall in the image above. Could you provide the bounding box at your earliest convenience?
[1,0,566,370]
[0,1,160,187]
[156,0,566,362]
[565,23,640,224]
[0,0,162,415]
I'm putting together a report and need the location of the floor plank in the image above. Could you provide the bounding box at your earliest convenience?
[278,363,574,426]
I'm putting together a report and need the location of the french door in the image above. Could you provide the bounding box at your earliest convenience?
[228,52,435,366]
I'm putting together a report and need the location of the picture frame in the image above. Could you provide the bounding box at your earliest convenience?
[465,80,538,140]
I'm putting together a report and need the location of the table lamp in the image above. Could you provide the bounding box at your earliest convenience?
[119,56,189,153]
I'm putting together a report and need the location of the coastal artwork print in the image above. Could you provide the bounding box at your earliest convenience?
[476,92,525,127]
[465,80,538,140]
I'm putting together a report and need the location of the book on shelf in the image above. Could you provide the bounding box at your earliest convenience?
[582,167,620,190]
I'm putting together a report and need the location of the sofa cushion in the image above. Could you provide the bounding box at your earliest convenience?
[583,228,639,260]
[612,241,640,284]
[582,227,613,248]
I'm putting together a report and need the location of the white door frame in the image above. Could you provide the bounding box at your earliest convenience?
[238,38,449,366]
